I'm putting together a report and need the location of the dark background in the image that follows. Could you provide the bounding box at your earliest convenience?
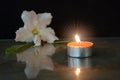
[0,0,120,39]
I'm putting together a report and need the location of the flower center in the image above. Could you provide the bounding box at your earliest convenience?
[32,28,39,35]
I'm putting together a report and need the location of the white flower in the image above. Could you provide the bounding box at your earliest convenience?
[16,44,56,79]
[15,10,59,46]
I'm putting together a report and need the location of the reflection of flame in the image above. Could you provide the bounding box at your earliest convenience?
[75,34,81,43]
[75,68,80,76]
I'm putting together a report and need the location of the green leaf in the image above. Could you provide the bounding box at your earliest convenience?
[5,40,70,56]
[5,42,33,56]
[54,40,71,44]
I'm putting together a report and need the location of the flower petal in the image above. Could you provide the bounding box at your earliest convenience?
[40,27,59,43]
[15,27,33,42]
[38,13,52,28]
[33,35,41,46]
[21,10,38,30]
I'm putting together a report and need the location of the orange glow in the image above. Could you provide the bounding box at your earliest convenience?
[67,34,93,48]
[67,41,93,48]
[75,34,81,43]
[75,68,80,76]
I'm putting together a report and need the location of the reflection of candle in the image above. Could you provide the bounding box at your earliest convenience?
[75,68,80,80]
[67,34,93,57]
[75,68,80,76]
[68,57,91,68]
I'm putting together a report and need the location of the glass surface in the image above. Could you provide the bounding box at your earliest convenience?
[0,38,120,80]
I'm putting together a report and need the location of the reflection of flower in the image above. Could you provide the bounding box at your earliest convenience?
[15,10,58,46]
[16,44,56,79]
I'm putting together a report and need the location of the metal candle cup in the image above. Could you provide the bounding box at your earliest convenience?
[67,41,93,57]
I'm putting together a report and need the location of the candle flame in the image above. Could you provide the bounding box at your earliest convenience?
[75,68,81,76]
[75,34,81,43]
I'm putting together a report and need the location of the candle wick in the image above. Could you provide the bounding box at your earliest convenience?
[78,42,81,44]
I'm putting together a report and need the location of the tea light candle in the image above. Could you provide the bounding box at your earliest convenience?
[67,34,93,57]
